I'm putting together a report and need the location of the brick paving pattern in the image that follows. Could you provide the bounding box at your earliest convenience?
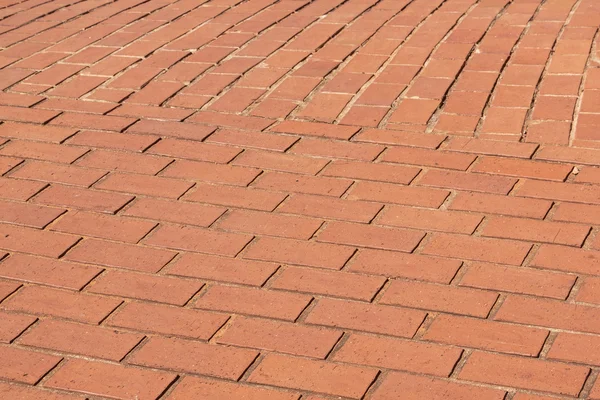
[0,0,599,397]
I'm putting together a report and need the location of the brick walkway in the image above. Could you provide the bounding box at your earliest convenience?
[0,0,599,398]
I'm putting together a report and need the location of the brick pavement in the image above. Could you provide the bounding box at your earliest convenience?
[0,0,599,398]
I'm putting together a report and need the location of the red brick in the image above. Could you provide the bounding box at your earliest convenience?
[18,319,142,361]
[444,137,538,158]
[458,351,589,396]
[296,92,350,123]
[277,194,382,223]
[576,276,600,305]
[32,185,134,213]
[444,91,489,116]
[52,211,156,243]
[107,301,227,340]
[356,83,405,106]
[77,149,171,175]
[575,166,600,185]
[0,106,57,124]
[37,98,116,115]
[0,223,79,258]
[168,376,300,400]
[378,205,482,234]
[333,333,462,376]
[424,314,548,355]
[123,198,225,227]
[389,98,439,124]
[0,122,76,143]
[248,354,378,398]
[88,270,201,306]
[290,137,384,161]
[44,359,176,400]
[50,112,136,131]
[271,120,359,140]
[0,253,101,290]
[491,85,535,108]
[0,156,21,175]
[482,216,589,246]
[495,295,600,334]
[500,65,544,86]
[2,286,120,324]
[460,262,575,299]
[0,311,36,343]
[162,160,260,186]
[0,381,86,399]
[0,141,87,164]
[513,394,564,400]
[217,209,321,240]
[423,233,532,265]
[195,284,311,321]
[370,371,506,400]
[127,120,215,141]
[254,171,352,196]
[0,345,61,384]
[518,179,600,204]
[449,191,551,219]
[272,266,385,301]
[381,279,498,317]
[206,129,297,152]
[218,316,341,358]
[420,169,517,195]
[532,245,600,276]
[10,161,106,187]
[473,156,572,181]
[147,138,240,163]
[0,177,46,201]
[0,199,64,228]
[535,146,600,166]
[547,332,600,365]
[64,238,175,273]
[318,221,424,252]
[553,202,600,224]
[113,103,195,121]
[322,160,420,184]
[145,224,252,256]
[129,336,258,380]
[183,182,286,211]
[306,297,425,337]
[96,172,194,199]
[348,181,450,208]
[188,112,274,131]
[233,150,328,175]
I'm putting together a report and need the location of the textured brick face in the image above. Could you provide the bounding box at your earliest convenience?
[0,0,599,397]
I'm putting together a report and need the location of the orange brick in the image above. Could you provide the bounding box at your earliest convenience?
[0,141,87,164]
[218,316,342,358]
[381,279,498,317]
[18,319,142,361]
[547,332,600,365]
[0,122,76,143]
[322,160,420,184]
[44,359,176,400]
[0,156,22,175]
[305,297,425,337]
[277,194,382,223]
[347,181,450,208]
[423,233,532,265]
[32,185,133,213]
[472,156,573,181]
[254,171,352,196]
[423,314,548,355]
[576,277,600,305]
[370,371,506,400]
[64,238,175,273]
[516,179,600,205]
[0,346,61,384]
[444,137,537,158]
[51,211,156,243]
[206,129,297,152]
[248,354,378,398]
[233,149,328,175]
[127,119,215,141]
[459,262,575,299]
[107,301,228,340]
[333,333,462,376]
[531,245,600,275]
[378,205,482,234]
[381,146,476,170]
[76,149,171,175]
[552,202,600,224]
[2,286,121,324]
[147,138,240,163]
[243,236,355,269]
[271,266,385,301]
[481,216,590,246]
[419,169,517,195]
[0,311,36,343]
[50,112,136,131]
[0,223,79,258]
[317,221,425,252]
[0,199,64,228]
[458,351,588,396]
[168,376,299,400]
[449,191,552,218]
[183,182,286,211]
[96,172,194,199]
[495,295,600,334]
[216,209,322,240]
[10,160,106,187]
[271,120,359,140]
[0,253,101,290]
[162,160,261,186]
[129,336,258,380]
[0,177,46,201]
[67,130,158,152]
[356,128,445,148]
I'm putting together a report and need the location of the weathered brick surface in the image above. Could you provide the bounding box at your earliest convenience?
[0,0,599,397]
